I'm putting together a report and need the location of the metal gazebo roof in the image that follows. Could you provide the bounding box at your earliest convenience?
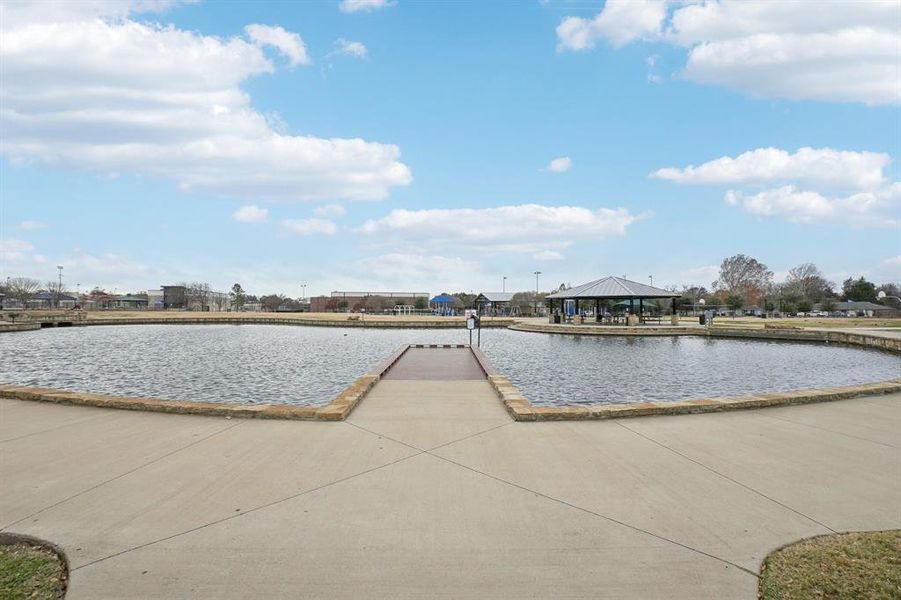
[546,276,679,300]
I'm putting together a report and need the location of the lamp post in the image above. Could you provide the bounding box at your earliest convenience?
[533,271,542,317]
[56,265,63,309]
[301,283,307,302]
[648,275,653,287]
[502,276,507,293]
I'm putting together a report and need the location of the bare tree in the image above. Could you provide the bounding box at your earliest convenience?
[187,282,211,311]
[714,254,773,307]
[784,263,834,302]
[45,280,70,308]
[6,277,41,308]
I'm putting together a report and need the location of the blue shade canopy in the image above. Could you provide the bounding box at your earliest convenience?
[430,294,457,304]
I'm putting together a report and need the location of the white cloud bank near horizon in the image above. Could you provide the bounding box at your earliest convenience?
[556,0,901,106]
[655,146,900,228]
[0,1,411,202]
[360,204,642,258]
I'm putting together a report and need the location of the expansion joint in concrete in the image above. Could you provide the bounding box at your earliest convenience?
[1,421,244,532]
[614,421,838,535]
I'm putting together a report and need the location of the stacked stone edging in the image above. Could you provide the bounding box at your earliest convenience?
[0,344,410,422]
[77,317,514,329]
[486,377,901,422]
[0,322,40,333]
[509,323,901,355]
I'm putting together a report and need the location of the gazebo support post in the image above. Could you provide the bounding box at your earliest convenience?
[639,298,644,324]
[595,298,600,323]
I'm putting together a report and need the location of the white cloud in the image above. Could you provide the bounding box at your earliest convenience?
[313,204,347,217]
[233,204,269,223]
[533,250,564,261]
[18,220,46,230]
[679,265,720,288]
[556,0,667,51]
[653,147,890,191]
[346,254,480,290]
[0,7,412,202]
[0,238,34,263]
[339,0,396,13]
[335,38,368,58]
[546,156,572,173]
[647,74,662,84]
[556,0,901,105]
[245,24,310,66]
[360,204,641,254]
[282,218,338,235]
[725,184,901,228]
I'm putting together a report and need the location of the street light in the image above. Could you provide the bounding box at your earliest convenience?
[56,265,63,309]
[648,275,653,287]
[301,283,307,301]
[502,276,507,293]
[533,271,542,317]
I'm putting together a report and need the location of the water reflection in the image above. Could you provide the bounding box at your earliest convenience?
[1,325,898,407]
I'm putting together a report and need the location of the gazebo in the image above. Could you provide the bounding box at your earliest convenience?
[546,276,680,325]
[430,293,457,316]
[474,292,515,316]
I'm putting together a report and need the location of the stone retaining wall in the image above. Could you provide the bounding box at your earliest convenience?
[0,322,40,333]
[78,317,514,329]
[510,323,901,355]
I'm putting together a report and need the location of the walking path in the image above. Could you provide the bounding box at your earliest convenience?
[1,382,899,598]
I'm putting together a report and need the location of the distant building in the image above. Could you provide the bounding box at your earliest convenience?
[474,292,516,316]
[29,291,76,309]
[311,291,429,312]
[814,300,901,317]
[162,285,187,309]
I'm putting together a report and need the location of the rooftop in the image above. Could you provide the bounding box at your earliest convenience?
[547,276,680,300]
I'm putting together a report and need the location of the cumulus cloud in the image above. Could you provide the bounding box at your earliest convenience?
[0,238,34,263]
[360,204,641,256]
[283,218,338,235]
[245,24,310,66]
[556,0,667,51]
[556,0,901,105]
[233,205,269,223]
[334,38,368,58]
[18,220,46,230]
[655,146,899,228]
[339,0,396,14]
[653,147,890,191]
[0,5,412,202]
[313,204,347,217]
[347,254,480,289]
[546,157,572,173]
[725,184,901,228]
[533,250,564,261]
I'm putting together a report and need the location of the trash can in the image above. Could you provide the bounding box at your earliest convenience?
[699,314,707,325]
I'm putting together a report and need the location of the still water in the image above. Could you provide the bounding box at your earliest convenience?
[1,324,898,406]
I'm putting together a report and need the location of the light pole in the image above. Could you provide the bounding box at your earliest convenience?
[648,275,653,287]
[301,283,307,301]
[502,276,507,293]
[533,271,542,316]
[56,265,63,309]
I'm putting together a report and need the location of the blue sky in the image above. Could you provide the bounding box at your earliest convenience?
[1,0,899,297]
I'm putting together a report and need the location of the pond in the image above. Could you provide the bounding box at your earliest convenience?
[1,324,898,406]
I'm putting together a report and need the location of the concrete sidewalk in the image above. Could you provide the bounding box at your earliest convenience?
[1,388,899,599]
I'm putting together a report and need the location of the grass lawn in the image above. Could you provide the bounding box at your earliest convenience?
[759,530,901,599]
[0,542,67,600]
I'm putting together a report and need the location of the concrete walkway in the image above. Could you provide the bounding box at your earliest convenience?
[1,388,899,599]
